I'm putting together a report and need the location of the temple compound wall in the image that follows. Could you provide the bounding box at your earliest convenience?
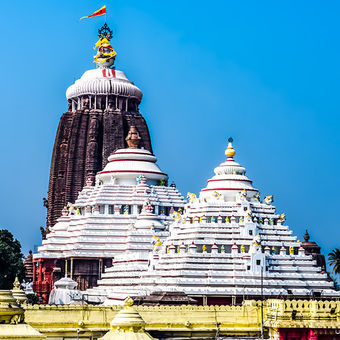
[23,299,340,340]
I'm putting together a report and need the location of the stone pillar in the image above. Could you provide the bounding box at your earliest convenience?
[298,246,305,256]
[231,243,238,256]
[211,243,219,254]
[179,243,186,254]
[99,259,103,280]
[33,261,36,282]
[188,242,197,254]
[38,261,42,282]
[169,244,176,254]
[70,258,73,279]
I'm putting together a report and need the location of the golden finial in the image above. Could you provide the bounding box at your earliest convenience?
[225,137,236,158]
[13,276,20,290]
[124,296,134,307]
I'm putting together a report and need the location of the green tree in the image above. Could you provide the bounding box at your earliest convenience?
[328,248,340,275]
[0,229,25,289]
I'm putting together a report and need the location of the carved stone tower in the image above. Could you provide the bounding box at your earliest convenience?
[46,25,153,228]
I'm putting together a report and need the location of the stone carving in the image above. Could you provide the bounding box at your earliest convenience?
[187,192,197,203]
[237,189,247,202]
[212,191,224,201]
[264,195,274,205]
[126,125,141,148]
[40,226,48,240]
[46,110,153,228]
[10,314,23,324]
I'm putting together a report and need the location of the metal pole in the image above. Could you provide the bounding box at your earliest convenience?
[260,264,264,339]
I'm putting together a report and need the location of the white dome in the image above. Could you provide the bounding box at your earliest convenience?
[134,212,164,230]
[97,148,168,185]
[66,68,142,101]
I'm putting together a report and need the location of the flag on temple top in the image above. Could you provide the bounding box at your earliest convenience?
[80,5,106,20]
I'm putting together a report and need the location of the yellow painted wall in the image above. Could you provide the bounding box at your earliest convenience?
[24,300,340,339]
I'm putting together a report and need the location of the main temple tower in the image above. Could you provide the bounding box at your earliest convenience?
[46,24,152,228]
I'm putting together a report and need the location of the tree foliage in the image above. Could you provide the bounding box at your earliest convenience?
[328,248,340,275]
[0,229,25,289]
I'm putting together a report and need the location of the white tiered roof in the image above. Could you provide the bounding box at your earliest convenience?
[34,147,185,260]
[66,68,143,101]
[85,140,340,304]
[97,148,167,185]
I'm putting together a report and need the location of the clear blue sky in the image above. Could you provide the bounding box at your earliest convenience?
[0,1,339,274]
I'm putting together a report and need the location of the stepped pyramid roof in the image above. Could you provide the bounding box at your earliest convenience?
[86,139,339,304]
[34,141,185,261]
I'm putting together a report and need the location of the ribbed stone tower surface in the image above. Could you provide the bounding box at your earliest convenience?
[47,29,152,228]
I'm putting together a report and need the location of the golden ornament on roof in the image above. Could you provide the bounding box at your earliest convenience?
[152,236,162,247]
[124,296,134,307]
[225,137,236,158]
[93,35,117,67]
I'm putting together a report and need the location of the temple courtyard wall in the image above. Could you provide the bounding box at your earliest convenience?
[23,299,340,339]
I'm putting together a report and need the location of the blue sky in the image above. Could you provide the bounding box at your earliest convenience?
[0,1,339,275]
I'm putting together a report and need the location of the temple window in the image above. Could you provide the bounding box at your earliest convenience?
[247,265,250,270]
[108,205,114,214]
[249,230,253,236]
[256,260,261,266]
[159,206,165,216]
[137,205,143,214]
[99,205,105,214]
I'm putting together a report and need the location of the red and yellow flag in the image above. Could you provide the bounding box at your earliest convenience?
[80,5,106,20]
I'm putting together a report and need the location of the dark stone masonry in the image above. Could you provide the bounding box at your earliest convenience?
[47,108,152,228]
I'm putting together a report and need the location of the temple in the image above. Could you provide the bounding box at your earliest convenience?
[46,24,153,228]
[33,25,186,302]
[85,139,340,304]
[34,132,185,300]
[10,17,340,340]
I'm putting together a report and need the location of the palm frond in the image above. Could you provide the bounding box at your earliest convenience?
[328,248,340,274]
